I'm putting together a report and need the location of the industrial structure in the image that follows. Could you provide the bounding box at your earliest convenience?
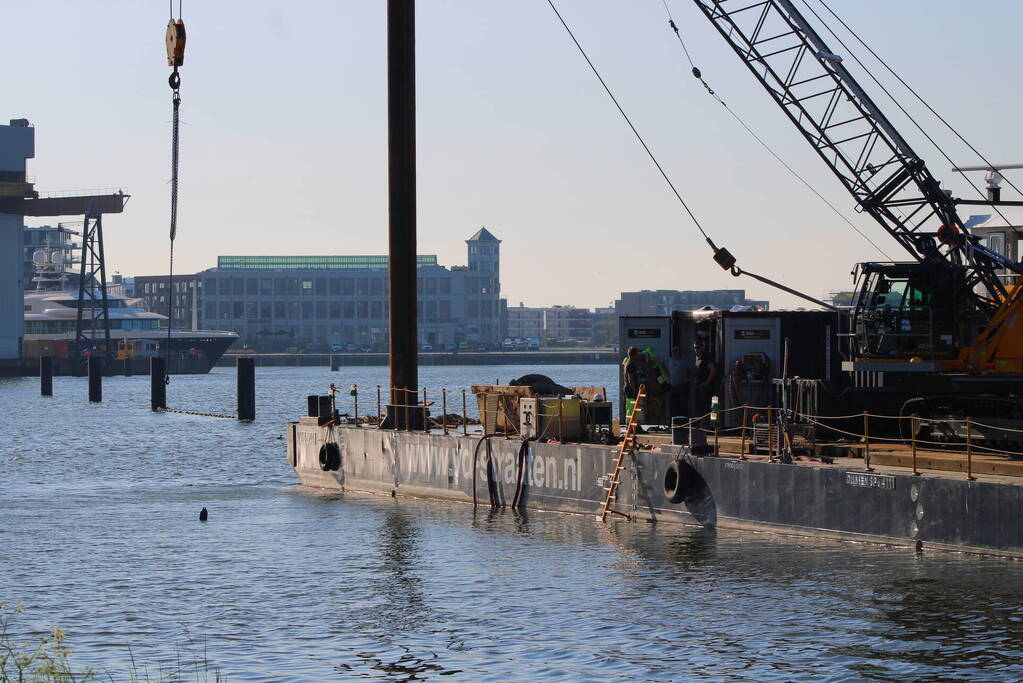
[0,119,34,358]
[0,118,127,366]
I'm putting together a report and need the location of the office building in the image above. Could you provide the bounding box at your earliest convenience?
[195,228,503,351]
[135,273,201,330]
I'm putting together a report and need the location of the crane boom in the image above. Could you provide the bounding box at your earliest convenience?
[690,0,1014,310]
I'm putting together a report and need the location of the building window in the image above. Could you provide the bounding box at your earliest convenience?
[302,280,313,295]
[357,301,368,319]
[274,302,286,319]
[315,301,327,319]
[370,277,383,296]
[260,302,272,319]
[302,301,314,319]
[357,278,369,296]
[371,301,382,319]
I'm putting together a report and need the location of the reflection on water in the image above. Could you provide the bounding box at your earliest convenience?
[3,366,1023,681]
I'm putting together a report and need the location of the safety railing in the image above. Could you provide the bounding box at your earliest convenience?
[669,402,1023,480]
[324,384,597,444]
[320,382,1023,480]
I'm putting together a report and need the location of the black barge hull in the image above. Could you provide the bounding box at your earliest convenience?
[288,421,1023,557]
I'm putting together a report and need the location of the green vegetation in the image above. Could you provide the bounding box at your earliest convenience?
[0,603,223,682]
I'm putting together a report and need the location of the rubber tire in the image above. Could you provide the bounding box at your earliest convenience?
[318,442,341,471]
[663,460,687,504]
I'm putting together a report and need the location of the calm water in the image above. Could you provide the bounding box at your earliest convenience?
[3,364,1023,681]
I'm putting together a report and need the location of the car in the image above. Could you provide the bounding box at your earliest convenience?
[330,344,342,352]
[420,343,433,352]
[345,343,358,352]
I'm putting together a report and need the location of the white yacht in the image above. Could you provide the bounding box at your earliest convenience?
[23,248,238,372]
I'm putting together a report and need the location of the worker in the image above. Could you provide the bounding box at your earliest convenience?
[622,346,647,399]
[689,336,718,422]
[666,346,690,423]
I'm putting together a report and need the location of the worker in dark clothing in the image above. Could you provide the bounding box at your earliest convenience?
[623,346,650,400]
[689,336,718,422]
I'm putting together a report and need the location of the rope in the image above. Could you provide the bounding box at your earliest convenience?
[660,0,891,259]
[546,0,714,247]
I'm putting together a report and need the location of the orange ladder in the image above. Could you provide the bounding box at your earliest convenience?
[599,384,645,522]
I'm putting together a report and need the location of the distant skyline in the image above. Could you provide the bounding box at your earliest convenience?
[8,1,1023,309]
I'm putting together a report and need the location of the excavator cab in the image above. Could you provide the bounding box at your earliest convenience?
[850,262,973,362]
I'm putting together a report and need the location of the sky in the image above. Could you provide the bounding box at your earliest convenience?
[6,0,1023,309]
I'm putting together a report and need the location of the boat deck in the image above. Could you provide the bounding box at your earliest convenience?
[635,433,1023,480]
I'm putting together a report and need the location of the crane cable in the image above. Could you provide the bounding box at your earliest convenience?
[800,0,1021,240]
[545,0,713,250]
[660,0,892,260]
[165,1,185,383]
[546,0,837,312]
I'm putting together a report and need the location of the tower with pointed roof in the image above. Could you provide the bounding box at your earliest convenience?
[465,227,501,344]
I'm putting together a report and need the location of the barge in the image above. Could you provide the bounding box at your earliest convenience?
[288,418,1023,558]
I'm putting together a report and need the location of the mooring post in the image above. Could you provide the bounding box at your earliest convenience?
[150,357,166,411]
[40,356,53,397]
[966,417,975,481]
[237,356,255,421]
[87,356,102,402]
[462,389,468,436]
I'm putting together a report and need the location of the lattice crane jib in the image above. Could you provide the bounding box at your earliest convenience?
[691,0,1018,312]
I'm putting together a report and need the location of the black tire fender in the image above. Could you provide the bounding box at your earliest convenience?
[663,459,687,504]
[318,442,341,471]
